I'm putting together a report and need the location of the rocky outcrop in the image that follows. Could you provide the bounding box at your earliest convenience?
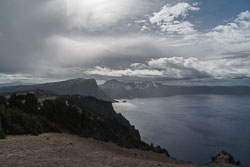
[207,151,242,166]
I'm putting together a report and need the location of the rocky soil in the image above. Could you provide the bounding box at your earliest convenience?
[0,133,241,167]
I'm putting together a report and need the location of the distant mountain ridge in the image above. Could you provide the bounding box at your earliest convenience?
[100,79,250,99]
[2,78,250,101]
[0,78,112,101]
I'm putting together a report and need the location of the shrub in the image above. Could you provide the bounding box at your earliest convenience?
[0,105,59,136]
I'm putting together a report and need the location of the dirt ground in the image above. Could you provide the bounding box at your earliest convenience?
[0,133,239,167]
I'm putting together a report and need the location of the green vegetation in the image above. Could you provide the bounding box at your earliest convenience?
[0,94,60,136]
[0,94,169,156]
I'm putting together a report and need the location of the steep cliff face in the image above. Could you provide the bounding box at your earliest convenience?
[0,78,112,101]
[58,95,141,140]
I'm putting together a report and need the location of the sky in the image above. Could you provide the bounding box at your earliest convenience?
[0,0,250,84]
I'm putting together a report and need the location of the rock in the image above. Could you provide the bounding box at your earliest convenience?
[210,151,242,166]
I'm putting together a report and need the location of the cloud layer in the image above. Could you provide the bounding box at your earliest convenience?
[207,10,250,52]
[0,0,250,83]
[86,56,250,79]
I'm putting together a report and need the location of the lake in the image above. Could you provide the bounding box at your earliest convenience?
[113,95,250,166]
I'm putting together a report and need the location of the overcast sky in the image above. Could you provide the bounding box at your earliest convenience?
[0,0,250,83]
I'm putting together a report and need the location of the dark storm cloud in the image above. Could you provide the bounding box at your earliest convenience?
[0,0,69,73]
[0,0,157,76]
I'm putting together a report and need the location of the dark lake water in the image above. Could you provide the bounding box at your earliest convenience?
[113,95,250,166]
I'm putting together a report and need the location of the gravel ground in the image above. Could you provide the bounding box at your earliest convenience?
[0,133,239,167]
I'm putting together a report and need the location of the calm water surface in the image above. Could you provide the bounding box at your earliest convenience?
[113,95,250,166]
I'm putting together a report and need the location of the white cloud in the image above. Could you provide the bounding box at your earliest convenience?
[141,25,151,31]
[147,56,250,79]
[149,2,199,34]
[135,20,147,24]
[86,66,164,77]
[237,10,250,21]
[207,11,250,52]
[86,56,250,79]
[149,3,199,23]
[159,21,196,34]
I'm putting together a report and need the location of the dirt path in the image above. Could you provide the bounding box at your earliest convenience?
[0,133,238,167]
